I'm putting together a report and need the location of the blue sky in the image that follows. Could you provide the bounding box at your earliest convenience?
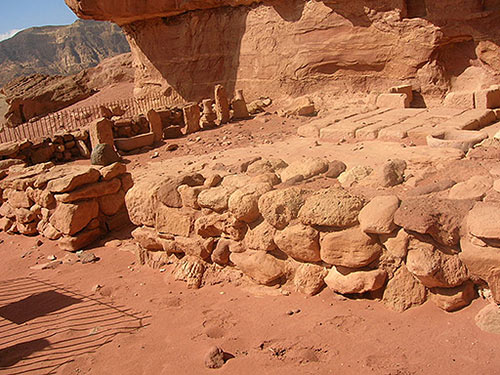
[0,0,77,41]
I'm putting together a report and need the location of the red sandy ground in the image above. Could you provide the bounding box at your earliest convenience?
[0,231,499,375]
[1,108,500,375]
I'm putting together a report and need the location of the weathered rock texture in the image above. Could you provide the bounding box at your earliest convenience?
[67,0,500,101]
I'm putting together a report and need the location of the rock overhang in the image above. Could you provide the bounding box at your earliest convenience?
[65,0,264,24]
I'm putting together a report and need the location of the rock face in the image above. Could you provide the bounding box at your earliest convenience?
[1,52,133,126]
[66,0,500,101]
[0,19,130,88]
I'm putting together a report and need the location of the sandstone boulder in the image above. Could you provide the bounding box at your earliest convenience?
[299,187,363,228]
[247,159,287,176]
[325,267,387,294]
[279,157,328,182]
[0,141,20,157]
[198,186,232,213]
[274,224,320,263]
[174,237,213,261]
[379,229,409,259]
[466,202,500,240]
[244,219,277,251]
[100,162,127,181]
[406,238,469,288]
[7,190,32,209]
[282,96,315,117]
[214,84,230,124]
[178,185,203,209]
[97,189,126,216]
[382,265,427,312]
[230,251,284,285]
[156,174,205,208]
[182,103,201,134]
[50,200,99,236]
[448,175,492,201]
[26,187,56,208]
[372,159,406,187]
[212,238,233,265]
[58,227,103,252]
[228,183,273,223]
[320,227,382,268]
[376,93,409,109]
[131,226,163,251]
[55,178,121,203]
[338,165,373,188]
[459,235,500,303]
[47,167,100,193]
[258,187,305,229]
[430,281,475,312]
[155,205,194,237]
[15,208,36,224]
[194,212,247,241]
[394,198,474,247]
[358,195,399,234]
[125,177,160,227]
[292,263,327,296]
[204,174,222,188]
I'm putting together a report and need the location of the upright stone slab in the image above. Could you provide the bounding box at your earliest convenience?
[214,84,230,125]
[232,89,250,119]
[147,109,164,143]
[182,103,201,134]
[200,99,217,129]
[389,84,413,103]
[89,118,114,150]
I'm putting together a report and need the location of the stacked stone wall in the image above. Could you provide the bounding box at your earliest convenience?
[126,156,499,312]
[0,162,132,251]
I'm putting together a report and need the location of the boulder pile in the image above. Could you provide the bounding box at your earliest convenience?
[126,156,498,312]
[0,161,132,251]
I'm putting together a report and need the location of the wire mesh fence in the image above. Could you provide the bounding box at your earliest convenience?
[0,93,185,144]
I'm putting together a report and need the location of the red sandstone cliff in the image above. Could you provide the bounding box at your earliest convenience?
[65,0,500,102]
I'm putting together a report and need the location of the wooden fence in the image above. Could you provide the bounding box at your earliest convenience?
[0,93,185,143]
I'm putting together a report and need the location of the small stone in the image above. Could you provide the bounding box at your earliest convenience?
[325,160,347,178]
[91,143,120,166]
[476,303,500,335]
[204,346,225,369]
[47,255,57,261]
[78,252,99,264]
[92,284,102,293]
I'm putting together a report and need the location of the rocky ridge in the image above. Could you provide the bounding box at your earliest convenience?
[0,19,130,88]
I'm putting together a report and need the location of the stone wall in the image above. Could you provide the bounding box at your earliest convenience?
[126,156,498,312]
[0,162,132,251]
[0,130,92,165]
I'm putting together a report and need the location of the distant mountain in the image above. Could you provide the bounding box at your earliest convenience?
[0,19,130,87]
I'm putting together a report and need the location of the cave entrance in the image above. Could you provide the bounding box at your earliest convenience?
[406,0,427,18]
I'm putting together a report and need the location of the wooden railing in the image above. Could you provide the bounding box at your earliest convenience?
[0,93,185,143]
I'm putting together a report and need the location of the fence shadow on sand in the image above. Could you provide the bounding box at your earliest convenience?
[0,277,149,375]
